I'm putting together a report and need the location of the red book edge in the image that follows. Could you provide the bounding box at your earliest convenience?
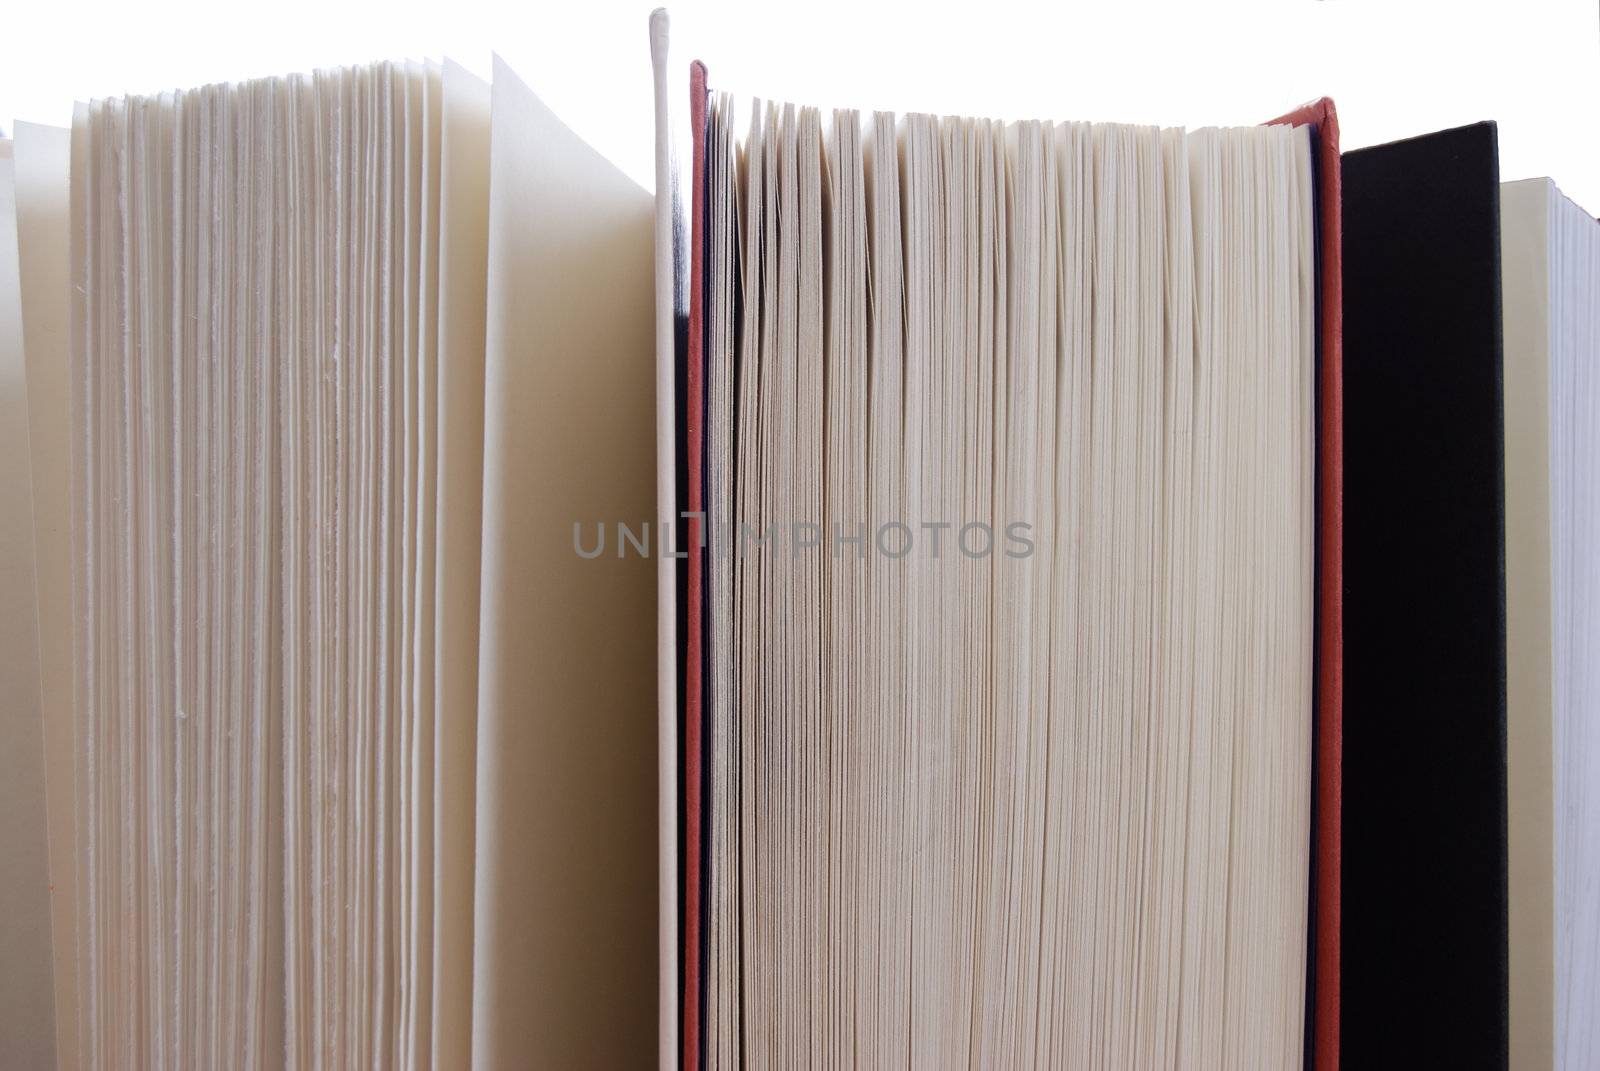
[679,86,1344,1071]
[1267,97,1343,1071]
[681,58,708,1071]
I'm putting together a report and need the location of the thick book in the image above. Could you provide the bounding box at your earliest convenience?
[658,23,1344,1067]
[2,55,661,1069]
[1341,122,1509,1068]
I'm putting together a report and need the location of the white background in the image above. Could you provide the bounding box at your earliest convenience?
[4,0,1598,210]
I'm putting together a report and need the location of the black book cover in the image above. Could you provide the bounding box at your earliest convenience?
[1341,121,1508,1069]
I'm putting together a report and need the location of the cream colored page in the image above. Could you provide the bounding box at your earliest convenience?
[0,138,60,1071]
[470,55,657,1068]
[433,58,491,1071]
[1502,176,1556,1071]
[13,120,76,1071]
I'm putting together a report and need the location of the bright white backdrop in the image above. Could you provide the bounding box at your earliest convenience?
[3,0,1598,210]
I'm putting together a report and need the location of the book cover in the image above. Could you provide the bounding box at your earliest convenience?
[1341,121,1509,1069]
[1268,97,1343,1071]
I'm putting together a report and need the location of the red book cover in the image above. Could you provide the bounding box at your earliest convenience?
[1267,98,1343,1071]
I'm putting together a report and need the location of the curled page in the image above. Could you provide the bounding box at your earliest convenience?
[470,55,658,1068]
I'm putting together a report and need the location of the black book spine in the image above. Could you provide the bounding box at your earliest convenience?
[1341,121,1509,1069]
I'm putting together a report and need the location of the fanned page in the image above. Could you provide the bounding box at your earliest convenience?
[68,63,486,1067]
[57,54,657,1069]
[689,93,1318,1066]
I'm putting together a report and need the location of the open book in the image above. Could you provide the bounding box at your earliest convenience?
[0,55,659,1069]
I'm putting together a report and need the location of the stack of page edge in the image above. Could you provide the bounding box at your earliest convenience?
[650,13,1343,1069]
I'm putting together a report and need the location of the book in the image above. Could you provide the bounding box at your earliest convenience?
[1502,175,1600,1070]
[1,54,660,1068]
[653,14,1344,1068]
[1341,122,1509,1067]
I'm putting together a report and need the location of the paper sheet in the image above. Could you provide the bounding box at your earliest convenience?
[469,55,659,1067]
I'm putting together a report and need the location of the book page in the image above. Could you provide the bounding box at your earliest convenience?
[0,135,59,1071]
[469,54,658,1068]
[13,119,74,1071]
[431,58,490,1071]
